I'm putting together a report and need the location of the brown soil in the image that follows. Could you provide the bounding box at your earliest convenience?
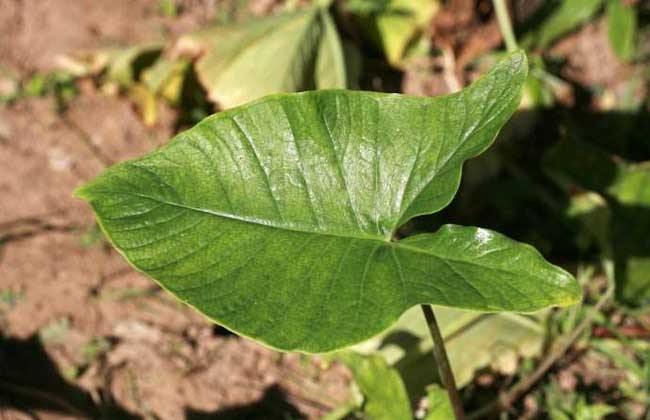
[0,1,350,419]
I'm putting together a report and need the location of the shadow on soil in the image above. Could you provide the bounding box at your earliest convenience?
[185,385,304,420]
[0,333,138,419]
[0,334,304,419]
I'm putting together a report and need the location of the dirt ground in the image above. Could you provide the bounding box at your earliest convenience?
[0,1,350,419]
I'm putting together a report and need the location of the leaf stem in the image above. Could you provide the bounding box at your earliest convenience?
[492,0,518,52]
[421,304,466,420]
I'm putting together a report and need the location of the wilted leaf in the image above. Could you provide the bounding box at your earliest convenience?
[105,44,164,87]
[129,83,158,127]
[607,0,637,62]
[176,6,346,109]
[76,52,580,353]
[56,43,163,85]
[142,58,190,105]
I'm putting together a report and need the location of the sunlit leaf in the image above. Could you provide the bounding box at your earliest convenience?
[315,9,347,89]
[338,352,412,420]
[424,384,453,420]
[142,58,190,105]
[526,0,603,49]
[607,0,637,62]
[76,52,580,353]
[176,6,346,109]
[129,84,158,127]
[105,44,164,87]
[350,0,439,67]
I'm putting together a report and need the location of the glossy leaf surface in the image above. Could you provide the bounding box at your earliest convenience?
[527,0,603,48]
[77,52,580,352]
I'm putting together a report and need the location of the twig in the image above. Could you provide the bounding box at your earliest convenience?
[492,0,518,52]
[468,260,615,419]
[421,304,466,420]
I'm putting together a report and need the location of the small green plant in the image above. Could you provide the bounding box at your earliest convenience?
[76,51,581,418]
[0,70,78,109]
[177,1,349,109]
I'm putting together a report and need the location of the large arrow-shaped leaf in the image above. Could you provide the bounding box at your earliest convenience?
[76,51,581,353]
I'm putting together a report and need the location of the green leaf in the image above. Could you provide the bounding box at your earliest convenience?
[573,396,616,420]
[76,51,580,353]
[158,0,178,17]
[350,0,439,67]
[607,0,637,62]
[529,0,604,49]
[315,9,347,89]
[545,140,650,306]
[424,385,453,420]
[338,352,412,420]
[177,6,346,109]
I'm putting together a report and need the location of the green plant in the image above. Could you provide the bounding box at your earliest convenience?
[328,352,452,419]
[544,139,650,307]
[521,0,604,49]
[176,2,349,109]
[58,2,351,126]
[345,0,439,68]
[76,51,581,418]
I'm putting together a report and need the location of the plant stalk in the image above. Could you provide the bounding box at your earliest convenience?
[421,304,466,420]
[492,0,518,52]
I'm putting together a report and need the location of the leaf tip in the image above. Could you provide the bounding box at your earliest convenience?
[556,272,584,308]
[73,182,92,201]
[503,49,529,81]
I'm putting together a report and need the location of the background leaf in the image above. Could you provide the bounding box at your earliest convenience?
[526,0,604,49]
[315,9,348,89]
[337,352,412,420]
[424,384,453,420]
[545,140,650,306]
[349,0,439,67]
[607,0,637,62]
[177,6,346,109]
[105,44,164,87]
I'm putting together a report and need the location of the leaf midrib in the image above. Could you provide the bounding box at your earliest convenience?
[88,189,565,289]
[90,189,385,242]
